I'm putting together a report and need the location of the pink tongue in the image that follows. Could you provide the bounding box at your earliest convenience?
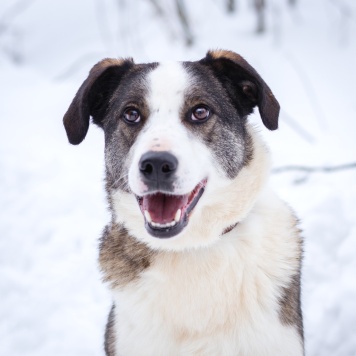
[142,193,188,224]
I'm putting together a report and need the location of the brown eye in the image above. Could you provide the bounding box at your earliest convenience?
[123,108,141,123]
[191,105,210,122]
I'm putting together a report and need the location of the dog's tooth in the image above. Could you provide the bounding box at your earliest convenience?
[144,210,152,223]
[150,220,177,228]
[174,209,182,222]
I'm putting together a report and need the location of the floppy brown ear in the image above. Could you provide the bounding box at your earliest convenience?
[200,50,280,130]
[63,58,134,145]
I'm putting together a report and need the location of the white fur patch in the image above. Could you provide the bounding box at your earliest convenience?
[128,61,211,197]
[113,187,303,355]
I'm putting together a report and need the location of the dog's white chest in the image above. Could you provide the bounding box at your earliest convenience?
[113,222,303,355]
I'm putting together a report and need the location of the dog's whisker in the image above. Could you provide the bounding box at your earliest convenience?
[107,174,130,190]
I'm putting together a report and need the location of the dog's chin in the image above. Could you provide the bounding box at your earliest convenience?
[136,179,207,239]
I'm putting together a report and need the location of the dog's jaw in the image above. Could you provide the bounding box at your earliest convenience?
[136,178,207,238]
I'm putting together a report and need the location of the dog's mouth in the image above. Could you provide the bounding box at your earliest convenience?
[136,179,207,238]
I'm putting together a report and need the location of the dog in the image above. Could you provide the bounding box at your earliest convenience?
[63,50,304,355]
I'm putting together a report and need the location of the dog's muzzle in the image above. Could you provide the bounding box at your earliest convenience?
[135,151,206,238]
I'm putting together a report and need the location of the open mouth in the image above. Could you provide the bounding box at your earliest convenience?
[136,179,207,238]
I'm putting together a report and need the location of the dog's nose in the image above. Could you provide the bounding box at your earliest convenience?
[139,151,178,183]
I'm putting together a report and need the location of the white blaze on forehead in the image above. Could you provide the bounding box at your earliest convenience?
[147,61,189,123]
[127,60,211,197]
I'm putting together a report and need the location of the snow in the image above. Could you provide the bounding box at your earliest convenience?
[1,0,355,355]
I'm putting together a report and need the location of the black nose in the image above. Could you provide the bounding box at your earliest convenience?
[139,151,178,185]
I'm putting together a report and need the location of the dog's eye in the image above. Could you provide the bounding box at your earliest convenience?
[191,106,210,122]
[123,108,141,123]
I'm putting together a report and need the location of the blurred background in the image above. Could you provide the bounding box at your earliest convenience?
[0,0,355,355]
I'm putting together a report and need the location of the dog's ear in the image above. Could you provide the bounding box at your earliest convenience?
[200,50,280,130]
[63,58,134,145]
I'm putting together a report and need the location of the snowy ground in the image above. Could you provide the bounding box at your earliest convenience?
[1,0,356,355]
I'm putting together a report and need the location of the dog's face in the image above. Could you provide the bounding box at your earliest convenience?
[64,50,279,250]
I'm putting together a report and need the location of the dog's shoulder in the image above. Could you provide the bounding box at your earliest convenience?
[99,223,156,288]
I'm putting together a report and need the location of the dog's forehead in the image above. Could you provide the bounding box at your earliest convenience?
[146,61,189,111]
[143,60,227,112]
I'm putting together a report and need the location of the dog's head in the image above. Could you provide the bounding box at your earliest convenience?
[64,50,279,250]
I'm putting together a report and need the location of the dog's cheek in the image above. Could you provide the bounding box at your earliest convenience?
[183,115,248,181]
[206,121,252,179]
[175,137,213,186]
[105,146,129,193]
[189,127,248,181]
[212,132,246,179]
[104,122,137,193]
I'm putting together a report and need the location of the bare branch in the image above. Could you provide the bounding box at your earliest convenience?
[147,0,165,16]
[328,0,355,45]
[254,0,266,33]
[0,0,35,63]
[175,0,193,46]
[280,109,315,144]
[227,0,236,13]
[283,51,328,130]
[0,0,34,26]
[95,0,113,50]
[53,51,105,81]
[272,162,356,174]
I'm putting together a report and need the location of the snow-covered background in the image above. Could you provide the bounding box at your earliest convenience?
[1,0,355,355]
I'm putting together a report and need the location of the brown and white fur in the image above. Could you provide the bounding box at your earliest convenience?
[63,50,303,355]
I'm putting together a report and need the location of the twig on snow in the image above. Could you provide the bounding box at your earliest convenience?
[147,0,165,16]
[272,162,356,174]
[53,51,105,81]
[280,109,315,144]
[283,51,328,131]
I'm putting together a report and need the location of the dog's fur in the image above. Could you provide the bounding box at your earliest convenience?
[63,50,303,355]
